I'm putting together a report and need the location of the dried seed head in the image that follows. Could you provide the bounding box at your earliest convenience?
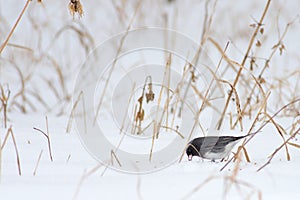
[256,40,261,47]
[69,0,83,19]
[259,77,266,84]
[146,83,155,103]
[279,44,285,55]
[260,28,264,34]
[191,70,197,82]
[250,57,256,71]
[136,109,144,122]
[146,92,155,103]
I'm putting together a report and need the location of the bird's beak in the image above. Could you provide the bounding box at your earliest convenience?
[188,155,193,161]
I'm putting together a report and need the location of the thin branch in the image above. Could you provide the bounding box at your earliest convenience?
[257,127,300,171]
[111,150,122,167]
[33,150,43,176]
[1,126,22,175]
[220,97,300,171]
[233,19,296,128]
[33,116,53,161]
[179,42,228,163]
[10,127,22,176]
[93,0,142,125]
[66,91,86,134]
[0,0,31,54]
[220,92,270,171]
[0,85,10,129]
[160,125,185,139]
[217,0,272,130]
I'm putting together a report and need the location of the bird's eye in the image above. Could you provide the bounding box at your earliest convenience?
[187,148,191,154]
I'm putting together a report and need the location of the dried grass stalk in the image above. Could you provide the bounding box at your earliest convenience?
[220,92,270,171]
[262,112,290,161]
[219,79,243,131]
[0,0,31,54]
[66,91,86,134]
[1,126,22,175]
[287,142,300,149]
[110,150,122,167]
[216,0,272,130]
[0,85,10,128]
[93,0,142,125]
[33,150,43,176]
[257,127,300,171]
[33,116,53,161]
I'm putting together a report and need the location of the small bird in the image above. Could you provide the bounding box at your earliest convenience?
[186,134,252,161]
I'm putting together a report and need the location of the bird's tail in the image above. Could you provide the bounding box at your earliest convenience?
[240,132,256,139]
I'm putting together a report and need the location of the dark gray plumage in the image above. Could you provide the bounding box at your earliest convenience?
[186,135,250,161]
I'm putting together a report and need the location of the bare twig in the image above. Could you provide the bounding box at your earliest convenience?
[219,79,243,131]
[94,0,142,125]
[232,19,296,128]
[1,126,22,175]
[33,150,43,176]
[166,0,217,120]
[160,125,184,139]
[257,127,300,171]
[220,97,300,171]
[179,42,228,163]
[0,0,31,54]
[0,85,10,128]
[217,0,272,130]
[262,112,290,161]
[133,76,152,135]
[220,92,270,171]
[110,150,122,167]
[6,43,34,52]
[155,54,171,138]
[67,91,86,134]
[33,116,53,161]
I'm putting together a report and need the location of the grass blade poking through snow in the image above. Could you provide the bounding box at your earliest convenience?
[33,116,53,161]
[66,91,87,134]
[0,85,10,129]
[33,150,43,176]
[1,126,22,175]
[220,92,270,171]
[257,127,300,171]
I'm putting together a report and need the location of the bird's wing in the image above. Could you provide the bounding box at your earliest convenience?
[198,137,222,153]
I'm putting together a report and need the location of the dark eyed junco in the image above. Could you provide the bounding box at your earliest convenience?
[186,134,251,161]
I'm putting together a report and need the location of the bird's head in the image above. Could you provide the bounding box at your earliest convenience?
[186,144,199,161]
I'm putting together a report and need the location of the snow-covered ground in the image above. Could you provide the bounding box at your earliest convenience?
[1,114,300,199]
[1,0,300,199]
